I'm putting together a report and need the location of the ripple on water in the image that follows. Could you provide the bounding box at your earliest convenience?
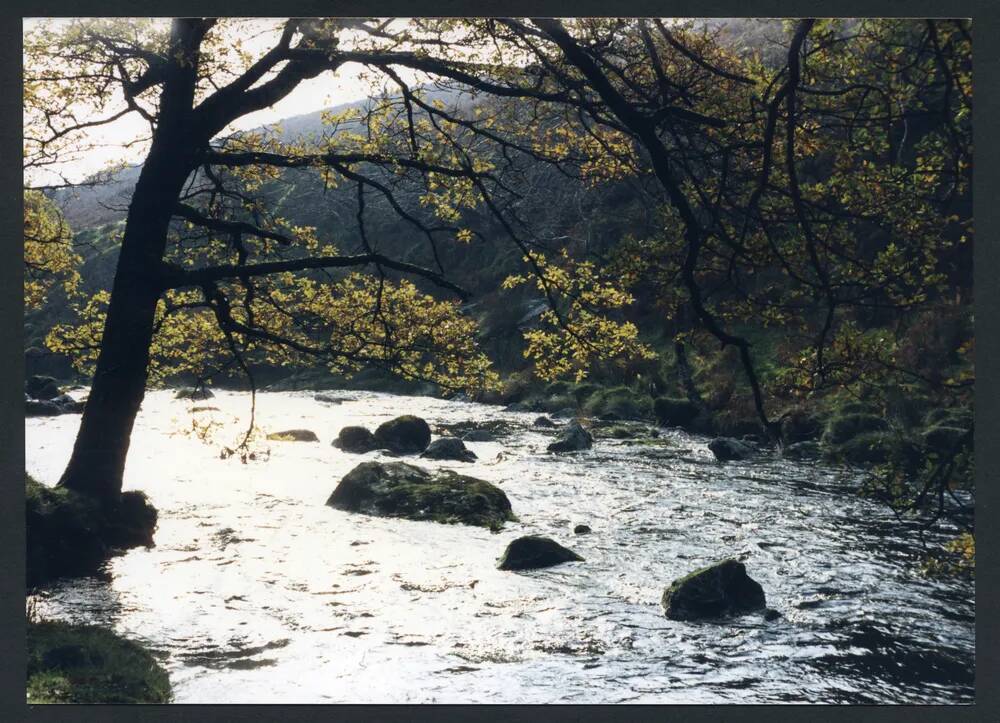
[26,389,974,704]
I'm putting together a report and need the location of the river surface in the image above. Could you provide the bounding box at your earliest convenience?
[26,389,975,704]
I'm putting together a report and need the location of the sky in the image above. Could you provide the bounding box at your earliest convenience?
[23,18,421,185]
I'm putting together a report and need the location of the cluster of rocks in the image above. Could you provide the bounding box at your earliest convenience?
[331,415,479,463]
[25,375,85,417]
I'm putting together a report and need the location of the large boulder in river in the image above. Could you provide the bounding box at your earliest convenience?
[533,416,556,428]
[707,437,754,462]
[326,461,514,529]
[332,426,379,454]
[26,375,61,401]
[174,386,214,400]
[662,559,766,621]
[497,535,584,571]
[267,429,319,442]
[374,415,431,454]
[547,421,593,453]
[421,437,477,462]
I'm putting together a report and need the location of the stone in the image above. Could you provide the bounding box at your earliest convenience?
[661,559,767,621]
[573,524,592,534]
[332,426,379,454]
[326,461,514,529]
[533,416,556,428]
[547,421,593,453]
[497,535,584,571]
[462,429,496,443]
[26,375,61,400]
[174,386,214,400]
[707,437,755,462]
[266,429,319,442]
[782,441,822,460]
[314,393,347,404]
[421,437,477,462]
[374,415,432,454]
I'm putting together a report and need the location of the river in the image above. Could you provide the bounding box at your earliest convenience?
[26,389,975,704]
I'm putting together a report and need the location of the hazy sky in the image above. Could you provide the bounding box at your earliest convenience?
[24,18,420,184]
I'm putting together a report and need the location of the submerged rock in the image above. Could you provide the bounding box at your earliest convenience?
[533,416,556,428]
[707,437,755,462]
[497,535,584,570]
[547,421,593,453]
[462,429,496,443]
[332,426,379,454]
[374,415,432,454]
[421,437,477,462]
[661,559,766,621]
[267,429,319,442]
[314,393,347,404]
[174,386,214,400]
[326,461,514,529]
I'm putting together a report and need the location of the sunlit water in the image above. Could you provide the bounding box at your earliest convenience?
[26,389,974,704]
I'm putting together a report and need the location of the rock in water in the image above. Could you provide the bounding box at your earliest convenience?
[267,429,319,442]
[326,461,514,529]
[497,535,584,570]
[707,437,754,461]
[421,437,477,462]
[573,524,592,534]
[26,399,65,417]
[533,416,556,428]
[314,393,346,404]
[547,421,593,453]
[462,429,496,443]
[332,426,379,454]
[175,386,214,400]
[661,559,766,620]
[374,415,432,454]
[26,375,61,400]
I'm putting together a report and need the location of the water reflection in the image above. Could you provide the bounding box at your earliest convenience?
[26,389,974,703]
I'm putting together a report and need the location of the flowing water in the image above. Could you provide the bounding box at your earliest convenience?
[26,389,974,704]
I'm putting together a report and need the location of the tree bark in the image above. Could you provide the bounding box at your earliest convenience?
[57,20,203,504]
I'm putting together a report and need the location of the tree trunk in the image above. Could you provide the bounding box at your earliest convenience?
[57,20,203,504]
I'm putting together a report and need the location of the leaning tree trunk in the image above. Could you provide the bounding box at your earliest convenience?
[57,21,201,505]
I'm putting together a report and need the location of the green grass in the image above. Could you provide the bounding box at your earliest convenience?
[27,621,171,704]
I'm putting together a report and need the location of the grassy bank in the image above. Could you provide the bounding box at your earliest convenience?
[27,620,171,704]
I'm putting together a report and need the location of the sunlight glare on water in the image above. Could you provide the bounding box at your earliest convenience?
[26,389,974,704]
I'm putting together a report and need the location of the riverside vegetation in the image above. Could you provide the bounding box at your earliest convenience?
[23,17,973,703]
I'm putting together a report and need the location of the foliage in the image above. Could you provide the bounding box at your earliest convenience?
[24,190,80,309]
[27,620,171,704]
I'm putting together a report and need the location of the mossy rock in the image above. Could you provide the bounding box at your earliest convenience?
[571,383,602,403]
[26,375,61,400]
[26,475,157,588]
[374,415,432,454]
[782,441,822,460]
[27,621,171,704]
[707,437,754,462]
[821,413,889,446]
[661,559,766,621]
[266,429,319,442]
[547,421,593,452]
[538,394,578,415]
[326,461,515,530]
